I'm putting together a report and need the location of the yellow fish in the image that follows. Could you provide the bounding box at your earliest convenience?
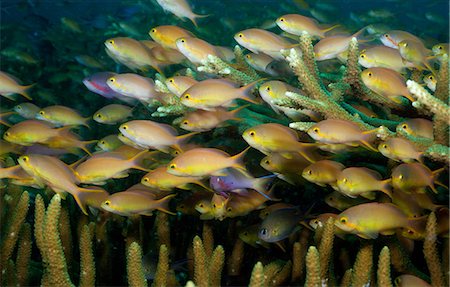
[260,152,313,184]
[101,190,175,216]
[432,43,449,56]
[141,165,210,191]
[423,74,436,92]
[324,191,370,211]
[167,147,249,177]
[96,135,123,151]
[181,79,258,110]
[335,202,415,239]
[380,30,422,49]
[223,189,274,220]
[175,37,223,65]
[307,119,377,151]
[61,17,82,33]
[107,73,160,103]
[276,14,339,38]
[0,71,33,100]
[336,167,392,199]
[74,150,150,185]
[394,275,432,287]
[13,102,40,119]
[238,224,270,248]
[244,53,274,73]
[243,123,316,162]
[361,67,415,103]
[93,104,132,125]
[149,25,195,49]
[36,105,89,127]
[165,76,198,97]
[119,120,197,152]
[391,163,445,194]
[314,27,366,61]
[3,120,65,146]
[398,40,434,73]
[358,46,413,72]
[378,137,423,163]
[18,154,102,214]
[150,45,186,64]
[397,118,433,139]
[302,160,345,189]
[178,106,245,132]
[177,191,213,215]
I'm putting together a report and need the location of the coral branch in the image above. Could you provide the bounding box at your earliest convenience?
[424,212,445,287]
[127,242,147,287]
[377,246,393,287]
[249,261,266,287]
[79,225,95,287]
[305,246,321,287]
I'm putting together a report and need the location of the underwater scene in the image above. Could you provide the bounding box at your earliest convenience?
[0,0,449,286]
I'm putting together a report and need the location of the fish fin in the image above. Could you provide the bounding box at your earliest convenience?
[139,211,153,216]
[361,192,376,200]
[238,79,264,103]
[380,229,396,236]
[352,26,368,39]
[80,140,97,156]
[432,167,446,176]
[230,146,250,171]
[129,150,151,170]
[73,187,105,215]
[114,171,129,179]
[230,104,251,116]
[435,181,448,190]
[359,140,378,152]
[428,183,439,194]
[278,174,295,185]
[193,180,215,192]
[379,179,393,198]
[82,117,91,129]
[360,232,378,239]
[321,24,340,35]
[174,132,199,151]
[19,83,34,100]
[274,241,286,253]
[189,13,210,28]
[211,170,228,176]
[155,193,177,215]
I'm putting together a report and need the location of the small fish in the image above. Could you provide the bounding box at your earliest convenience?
[243,123,317,163]
[93,104,132,125]
[325,191,370,211]
[239,224,270,248]
[149,25,195,49]
[18,154,103,214]
[335,202,414,239]
[13,102,40,119]
[177,191,213,215]
[165,76,198,97]
[259,203,295,219]
[397,118,433,139]
[391,188,425,218]
[276,14,339,38]
[378,137,423,163]
[380,30,422,49]
[259,207,302,242]
[75,55,104,69]
[83,72,125,100]
[260,152,312,182]
[44,129,96,156]
[96,135,123,151]
[394,275,431,287]
[176,37,222,65]
[141,165,210,191]
[307,119,376,151]
[398,40,434,72]
[0,48,39,65]
[180,79,258,110]
[244,53,274,73]
[0,71,33,100]
[234,28,298,60]
[74,150,150,185]
[119,120,197,152]
[223,189,274,220]
[210,168,275,199]
[360,67,415,103]
[178,106,245,132]
[36,105,89,127]
[150,45,186,64]
[104,37,162,73]
[167,147,248,177]
[302,160,345,189]
[391,163,445,194]
[0,140,23,156]
[423,74,436,92]
[61,17,82,33]
[3,120,64,146]
[358,46,413,72]
[314,27,366,61]
[101,190,175,216]
[156,0,208,27]
[401,208,448,240]
[432,43,449,56]
[107,73,160,103]
[309,213,338,229]
[336,167,392,199]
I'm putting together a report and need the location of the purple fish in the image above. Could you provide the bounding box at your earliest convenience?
[210,168,275,199]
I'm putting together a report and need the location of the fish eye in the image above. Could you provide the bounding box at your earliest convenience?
[182,120,189,125]
[109,78,115,82]
[199,203,204,208]
[184,94,190,99]
[394,278,401,285]
[96,114,102,118]
[260,228,267,236]
[4,132,10,137]
[212,203,217,208]
[143,178,149,182]
[227,207,232,212]
[264,160,270,165]
[265,86,271,91]
[313,128,319,133]
[382,144,387,148]
[22,156,29,162]
[169,79,174,83]
[367,72,372,77]
[104,200,110,206]
[109,40,114,44]
[340,217,347,223]
[245,55,251,59]
[307,169,312,175]
[180,38,185,43]
[384,34,389,38]
[279,17,285,22]
[402,124,407,129]
[169,164,176,169]
[360,54,365,58]
[342,178,347,183]
[39,111,45,115]
[238,33,243,38]
[438,45,443,50]
[151,28,156,33]
[16,106,22,110]
[398,174,403,180]
[249,131,255,136]
[122,125,128,130]
[101,141,105,144]
[429,75,434,80]
[328,196,333,201]
[407,229,414,234]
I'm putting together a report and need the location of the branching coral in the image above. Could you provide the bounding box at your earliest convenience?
[227,238,245,276]
[377,246,393,287]
[305,246,321,287]
[249,261,266,287]
[127,241,147,287]
[16,223,32,287]
[79,225,96,287]
[154,244,169,287]
[423,212,445,287]
[351,244,373,287]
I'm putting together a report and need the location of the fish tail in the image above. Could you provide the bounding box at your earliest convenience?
[129,150,152,171]
[80,140,97,156]
[174,132,199,152]
[230,104,250,116]
[352,26,368,39]
[230,146,250,171]
[190,13,210,28]
[155,193,177,215]
[74,186,106,215]
[379,179,392,198]
[82,117,91,129]
[238,79,265,103]
[321,24,340,35]
[402,90,416,103]
[194,180,214,192]
[20,83,34,100]
[253,176,277,199]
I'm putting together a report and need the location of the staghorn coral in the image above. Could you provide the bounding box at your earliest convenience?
[434,54,449,103]
[16,223,32,287]
[156,211,171,250]
[291,242,303,283]
[423,212,445,287]
[249,261,266,287]
[79,224,96,287]
[127,241,147,287]
[154,244,169,287]
[202,222,214,258]
[318,217,335,281]
[351,244,373,287]
[209,245,225,286]
[340,269,353,287]
[305,246,321,287]
[193,235,209,287]
[228,238,245,276]
[377,246,393,287]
